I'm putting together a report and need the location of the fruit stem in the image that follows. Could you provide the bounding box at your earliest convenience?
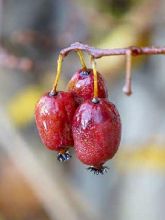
[91,56,98,99]
[123,50,132,96]
[77,50,87,69]
[50,54,63,95]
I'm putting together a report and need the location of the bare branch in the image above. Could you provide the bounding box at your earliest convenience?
[60,42,165,58]
[60,42,165,96]
[123,50,132,96]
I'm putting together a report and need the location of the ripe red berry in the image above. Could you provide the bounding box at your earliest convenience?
[67,68,108,104]
[35,91,77,161]
[72,98,121,174]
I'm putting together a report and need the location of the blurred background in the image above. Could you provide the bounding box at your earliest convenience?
[0,0,165,219]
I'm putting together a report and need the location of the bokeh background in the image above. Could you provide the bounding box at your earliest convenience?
[0,0,165,219]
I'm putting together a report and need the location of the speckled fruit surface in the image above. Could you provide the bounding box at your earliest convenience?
[67,68,108,104]
[72,99,121,167]
[35,91,77,151]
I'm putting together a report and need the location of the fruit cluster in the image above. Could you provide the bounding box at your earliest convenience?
[35,52,121,174]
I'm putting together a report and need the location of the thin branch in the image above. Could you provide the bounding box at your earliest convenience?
[60,42,165,58]
[60,42,165,96]
[123,50,132,96]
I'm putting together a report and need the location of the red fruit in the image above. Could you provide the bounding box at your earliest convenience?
[35,91,77,161]
[72,98,121,174]
[67,68,108,104]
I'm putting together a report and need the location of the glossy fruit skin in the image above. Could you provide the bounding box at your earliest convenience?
[67,68,108,104]
[35,91,77,151]
[72,98,121,167]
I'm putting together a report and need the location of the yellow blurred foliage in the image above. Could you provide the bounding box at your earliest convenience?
[7,85,42,127]
[116,143,165,171]
[96,24,149,76]
[94,0,156,77]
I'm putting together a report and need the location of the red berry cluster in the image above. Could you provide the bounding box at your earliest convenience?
[35,52,121,174]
